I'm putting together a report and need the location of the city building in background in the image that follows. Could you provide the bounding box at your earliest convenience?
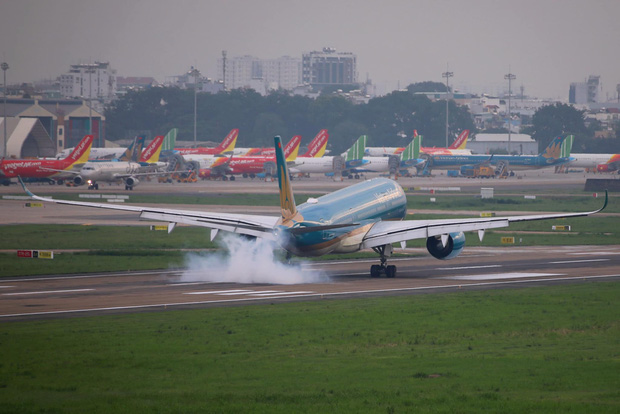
[302,48,357,90]
[60,62,117,105]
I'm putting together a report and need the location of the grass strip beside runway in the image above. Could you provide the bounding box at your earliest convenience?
[0,282,618,413]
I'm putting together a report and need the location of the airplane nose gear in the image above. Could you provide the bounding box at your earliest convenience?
[370,244,397,278]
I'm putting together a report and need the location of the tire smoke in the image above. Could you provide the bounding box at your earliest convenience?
[181,233,327,285]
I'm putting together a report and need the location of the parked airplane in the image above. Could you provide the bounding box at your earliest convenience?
[288,133,369,176]
[365,130,470,157]
[0,135,94,185]
[175,129,238,156]
[56,135,145,161]
[74,135,166,190]
[258,129,329,158]
[344,135,425,177]
[424,135,572,174]
[561,135,620,173]
[19,135,607,278]
[201,135,301,180]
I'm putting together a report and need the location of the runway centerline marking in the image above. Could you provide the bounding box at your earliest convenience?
[2,289,95,296]
[184,289,252,295]
[445,272,564,281]
[250,291,315,297]
[549,259,610,264]
[435,265,502,271]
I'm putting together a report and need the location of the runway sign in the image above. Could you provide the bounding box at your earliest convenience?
[501,237,515,244]
[17,250,54,259]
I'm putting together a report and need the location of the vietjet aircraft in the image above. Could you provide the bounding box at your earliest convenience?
[218,135,301,179]
[74,135,166,190]
[257,129,329,158]
[19,136,607,278]
[0,135,94,185]
[365,130,471,157]
[289,134,367,176]
[175,129,238,156]
[55,134,146,161]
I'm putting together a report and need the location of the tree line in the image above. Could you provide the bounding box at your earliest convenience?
[105,84,618,154]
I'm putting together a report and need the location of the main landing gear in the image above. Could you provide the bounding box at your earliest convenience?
[370,244,396,278]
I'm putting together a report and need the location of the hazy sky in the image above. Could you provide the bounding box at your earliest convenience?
[1,0,619,100]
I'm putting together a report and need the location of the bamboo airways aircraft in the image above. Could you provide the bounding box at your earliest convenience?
[19,136,608,278]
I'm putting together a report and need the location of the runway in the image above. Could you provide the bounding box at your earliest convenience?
[1,245,619,321]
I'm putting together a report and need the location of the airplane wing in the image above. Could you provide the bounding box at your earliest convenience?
[361,192,608,249]
[19,178,280,240]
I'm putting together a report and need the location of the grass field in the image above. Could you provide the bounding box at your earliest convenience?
[1,282,618,413]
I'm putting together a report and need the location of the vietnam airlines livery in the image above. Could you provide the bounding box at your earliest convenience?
[1,135,93,185]
[19,136,607,278]
[175,129,238,156]
[425,135,572,173]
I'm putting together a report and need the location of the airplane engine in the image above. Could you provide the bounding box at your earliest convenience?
[426,231,465,260]
[73,176,85,185]
[125,177,140,187]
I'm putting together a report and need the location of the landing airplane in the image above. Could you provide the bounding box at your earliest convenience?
[365,130,471,157]
[424,135,572,173]
[0,135,93,185]
[74,135,166,190]
[175,129,238,156]
[18,136,608,278]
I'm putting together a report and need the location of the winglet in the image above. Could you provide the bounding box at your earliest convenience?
[18,176,35,198]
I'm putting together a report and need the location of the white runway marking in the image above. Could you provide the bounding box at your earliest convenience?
[550,259,610,264]
[446,273,563,281]
[250,291,315,297]
[435,265,502,271]
[184,289,252,295]
[217,290,280,296]
[0,286,15,289]
[2,289,95,296]
[568,251,620,256]
[2,275,619,319]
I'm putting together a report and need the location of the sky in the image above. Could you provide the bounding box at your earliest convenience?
[1,0,619,101]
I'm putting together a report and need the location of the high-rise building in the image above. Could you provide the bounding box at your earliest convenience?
[302,48,357,89]
[569,75,601,104]
[59,62,117,103]
[217,55,301,93]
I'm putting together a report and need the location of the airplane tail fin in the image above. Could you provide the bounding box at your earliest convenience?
[449,130,469,150]
[274,136,298,221]
[214,129,239,154]
[162,128,178,151]
[561,135,574,158]
[344,135,367,162]
[401,134,422,161]
[140,136,164,163]
[302,129,329,157]
[284,135,302,161]
[119,136,146,162]
[66,135,94,165]
[539,136,566,159]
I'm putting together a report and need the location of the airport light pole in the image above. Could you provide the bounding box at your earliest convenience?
[504,71,516,154]
[189,67,201,147]
[222,50,227,91]
[442,67,453,147]
[2,62,8,159]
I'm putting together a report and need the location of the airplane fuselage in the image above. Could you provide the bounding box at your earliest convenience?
[429,154,571,170]
[80,161,143,182]
[277,178,407,256]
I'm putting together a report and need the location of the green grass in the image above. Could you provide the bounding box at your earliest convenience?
[0,283,618,413]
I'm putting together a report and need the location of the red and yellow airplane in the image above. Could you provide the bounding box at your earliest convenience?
[365,130,470,157]
[175,129,238,156]
[0,135,93,184]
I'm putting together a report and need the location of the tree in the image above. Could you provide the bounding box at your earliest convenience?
[528,103,588,147]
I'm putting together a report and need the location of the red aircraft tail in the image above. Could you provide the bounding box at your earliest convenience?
[448,130,469,150]
[301,129,328,158]
[213,129,239,154]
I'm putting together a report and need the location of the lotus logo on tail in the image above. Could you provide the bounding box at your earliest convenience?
[542,137,563,160]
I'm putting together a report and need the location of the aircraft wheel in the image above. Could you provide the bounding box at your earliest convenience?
[230,176,236,181]
[386,265,397,278]
[354,174,360,179]
[370,265,381,278]
[243,173,248,178]
[95,184,99,190]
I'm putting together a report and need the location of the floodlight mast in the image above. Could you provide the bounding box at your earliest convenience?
[442,66,453,148]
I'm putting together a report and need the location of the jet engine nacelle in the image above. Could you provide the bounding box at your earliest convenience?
[426,232,466,260]
[125,177,140,187]
[73,176,85,186]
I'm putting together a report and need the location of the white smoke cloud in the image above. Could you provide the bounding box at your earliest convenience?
[181,233,327,285]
